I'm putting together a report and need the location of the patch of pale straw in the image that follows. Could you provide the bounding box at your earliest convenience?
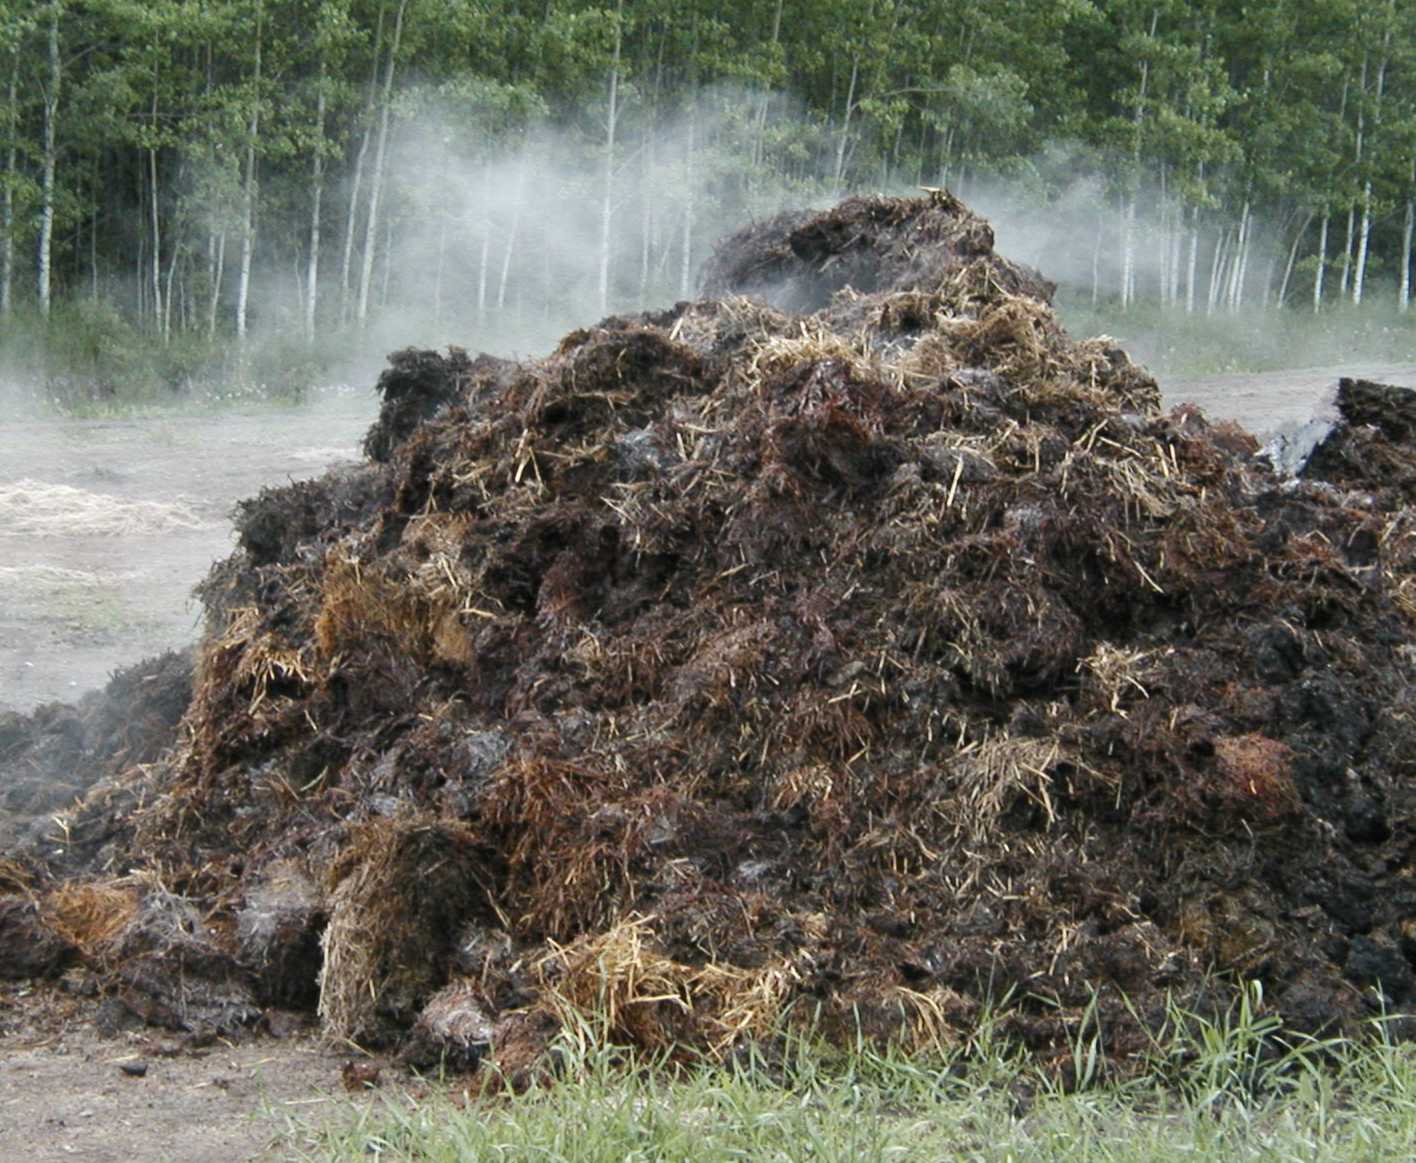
[0,480,205,537]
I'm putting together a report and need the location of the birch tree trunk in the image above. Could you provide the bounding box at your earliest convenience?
[597,0,623,316]
[1207,227,1229,315]
[477,188,489,319]
[149,90,164,341]
[1353,33,1390,307]
[1314,211,1329,312]
[1090,212,1103,307]
[305,77,326,343]
[1122,9,1157,312]
[1341,56,1365,299]
[1400,158,1414,313]
[680,91,697,300]
[832,53,859,196]
[163,237,179,340]
[432,215,445,326]
[1184,206,1199,315]
[498,160,526,311]
[356,0,406,328]
[1,53,17,318]
[751,0,784,171]
[1341,202,1357,297]
[38,0,61,320]
[379,211,393,308]
[340,4,384,323]
[1276,210,1312,308]
[1120,198,1135,309]
[207,231,225,338]
[235,1,262,342]
[639,126,654,303]
[1227,201,1250,312]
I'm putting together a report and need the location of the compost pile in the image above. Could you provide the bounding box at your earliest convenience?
[0,650,192,853]
[8,193,1416,1081]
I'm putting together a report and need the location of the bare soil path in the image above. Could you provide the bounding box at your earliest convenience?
[1162,361,1416,437]
[0,394,375,712]
[1,1023,356,1162]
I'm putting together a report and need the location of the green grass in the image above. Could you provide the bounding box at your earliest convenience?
[276,991,1416,1162]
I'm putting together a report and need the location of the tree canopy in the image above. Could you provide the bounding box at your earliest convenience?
[1,0,1413,361]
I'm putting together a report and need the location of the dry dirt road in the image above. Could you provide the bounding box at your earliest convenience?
[1162,361,1416,435]
[0,1018,380,1162]
[3,361,1416,1160]
[0,394,376,712]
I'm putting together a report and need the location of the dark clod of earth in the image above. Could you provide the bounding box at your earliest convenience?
[7,192,1416,1086]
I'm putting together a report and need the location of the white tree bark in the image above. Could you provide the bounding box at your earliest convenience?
[1,53,17,318]
[162,235,179,340]
[1206,227,1229,315]
[149,91,164,340]
[832,53,859,196]
[1341,56,1365,299]
[305,77,326,343]
[680,93,697,300]
[207,230,225,338]
[340,4,384,322]
[1353,34,1389,307]
[37,1,60,320]
[597,0,623,316]
[1090,213,1103,307]
[751,0,784,172]
[235,2,262,342]
[498,159,526,311]
[1227,201,1251,312]
[477,194,489,318]
[1276,210,1312,309]
[1400,158,1414,313]
[1120,198,1135,309]
[356,0,406,328]
[1313,211,1329,313]
[1184,208,1199,315]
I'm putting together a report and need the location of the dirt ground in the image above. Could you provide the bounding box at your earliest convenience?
[0,395,375,712]
[0,1025,360,1162]
[5,355,1416,1161]
[1163,361,1416,434]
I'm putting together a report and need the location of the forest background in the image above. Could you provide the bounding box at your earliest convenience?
[2,0,1415,407]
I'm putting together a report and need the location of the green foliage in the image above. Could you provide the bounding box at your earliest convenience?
[1,0,1414,409]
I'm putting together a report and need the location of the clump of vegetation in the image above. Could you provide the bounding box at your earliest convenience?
[284,989,1416,1163]
[0,305,359,415]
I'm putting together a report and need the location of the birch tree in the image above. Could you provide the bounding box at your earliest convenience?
[355,0,405,329]
[36,0,60,318]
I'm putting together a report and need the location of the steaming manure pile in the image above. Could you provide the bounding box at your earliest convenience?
[9,193,1416,1081]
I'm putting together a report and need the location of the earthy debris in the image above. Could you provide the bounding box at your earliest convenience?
[8,193,1416,1079]
[0,895,76,979]
[341,1060,382,1091]
[0,650,192,854]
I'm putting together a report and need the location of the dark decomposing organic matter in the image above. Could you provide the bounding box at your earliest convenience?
[7,193,1416,1082]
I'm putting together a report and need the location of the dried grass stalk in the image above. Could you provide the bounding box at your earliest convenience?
[42,879,140,953]
[534,914,798,1056]
[946,735,1067,842]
